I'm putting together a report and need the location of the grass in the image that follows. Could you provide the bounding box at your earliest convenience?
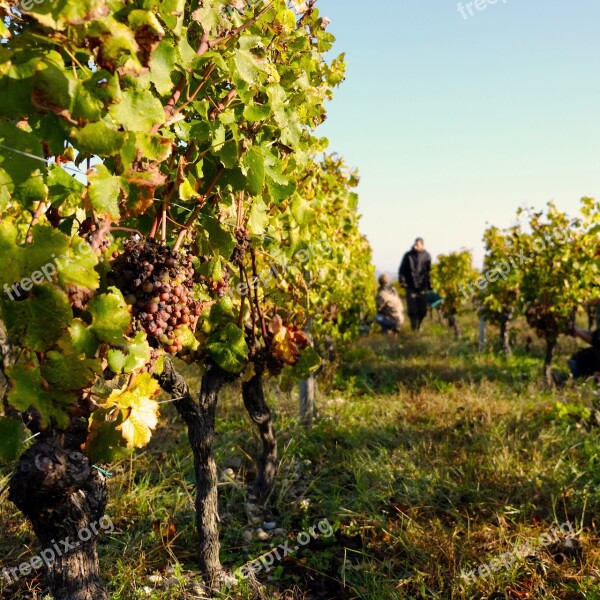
[1,312,600,599]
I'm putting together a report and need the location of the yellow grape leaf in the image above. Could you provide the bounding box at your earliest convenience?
[104,373,160,448]
[242,361,256,383]
[273,327,296,364]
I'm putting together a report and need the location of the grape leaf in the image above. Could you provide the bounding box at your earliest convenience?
[47,165,86,207]
[241,146,265,196]
[56,236,100,291]
[88,289,131,345]
[85,407,132,463]
[206,323,248,373]
[247,198,269,236]
[197,212,237,260]
[58,319,99,358]
[7,363,72,428]
[149,40,179,95]
[0,418,23,461]
[71,120,126,156]
[1,284,72,352]
[110,89,165,132]
[0,222,26,287]
[41,351,100,392]
[107,332,151,373]
[87,164,121,218]
[103,373,160,448]
[292,345,321,379]
[243,104,271,122]
[177,325,200,351]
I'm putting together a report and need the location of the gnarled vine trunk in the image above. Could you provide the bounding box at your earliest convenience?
[8,432,109,600]
[156,357,232,589]
[242,371,277,497]
[499,318,510,355]
[544,337,557,385]
[299,374,317,425]
[447,314,460,338]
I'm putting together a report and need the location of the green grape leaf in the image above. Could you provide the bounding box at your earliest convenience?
[56,237,100,291]
[290,195,310,226]
[25,225,68,273]
[6,363,71,428]
[110,89,165,132]
[179,177,199,201]
[47,165,86,207]
[58,319,99,358]
[134,133,173,162]
[71,120,126,156]
[233,41,267,85]
[107,331,151,373]
[41,351,100,392]
[205,323,248,373]
[0,418,23,461]
[85,407,132,464]
[87,164,121,218]
[23,0,110,30]
[0,222,26,288]
[149,40,179,95]
[247,197,269,236]
[88,289,131,345]
[197,212,237,259]
[243,104,271,122]
[25,226,99,291]
[0,121,47,208]
[241,146,265,196]
[208,296,234,326]
[1,284,72,352]
[177,325,200,351]
[291,345,321,379]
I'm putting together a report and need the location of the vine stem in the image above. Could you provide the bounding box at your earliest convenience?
[153,31,211,132]
[250,248,269,348]
[238,265,246,330]
[153,2,273,133]
[210,2,274,46]
[149,214,160,239]
[173,166,225,251]
[209,88,238,120]
[110,226,144,237]
[25,201,46,243]
[240,264,256,350]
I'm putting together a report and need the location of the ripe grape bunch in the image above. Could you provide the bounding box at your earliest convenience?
[109,238,202,354]
[197,254,231,296]
[78,216,112,255]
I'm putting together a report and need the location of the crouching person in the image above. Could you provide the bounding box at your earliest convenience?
[375,274,405,334]
[567,325,600,379]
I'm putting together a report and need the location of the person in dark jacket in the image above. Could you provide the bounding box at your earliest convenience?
[399,237,432,331]
[567,325,600,378]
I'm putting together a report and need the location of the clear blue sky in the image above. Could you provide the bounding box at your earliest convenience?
[316,0,600,273]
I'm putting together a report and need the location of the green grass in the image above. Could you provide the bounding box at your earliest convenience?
[1,313,600,599]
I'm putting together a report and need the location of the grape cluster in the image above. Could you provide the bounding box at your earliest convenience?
[197,254,231,296]
[108,238,202,354]
[79,217,112,255]
[231,226,251,266]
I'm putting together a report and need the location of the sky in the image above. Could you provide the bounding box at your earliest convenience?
[316,0,600,274]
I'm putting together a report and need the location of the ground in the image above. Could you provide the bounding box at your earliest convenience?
[1,312,599,599]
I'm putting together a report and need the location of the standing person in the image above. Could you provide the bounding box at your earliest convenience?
[375,274,405,334]
[399,237,432,331]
